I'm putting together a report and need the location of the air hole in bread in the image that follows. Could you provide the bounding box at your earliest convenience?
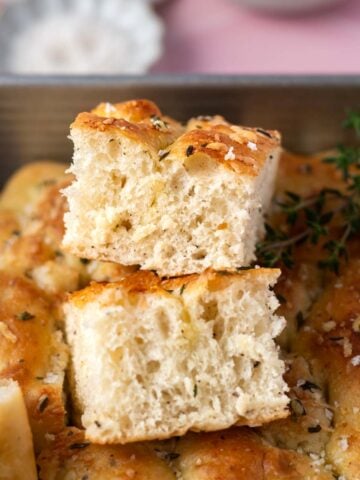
[148,361,160,374]
[120,219,132,231]
[110,171,127,189]
[201,299,219,322]
[157,310,170,338]
[192,249,207,261]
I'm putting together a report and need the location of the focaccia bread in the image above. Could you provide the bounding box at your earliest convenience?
[0,162,136,295]
[64,269,288,444]
[172,428,334,480]
[0,272,68,451]
[36,427,334,480]
[0,380,37,480]
[62,99,281,276]
[37,427,175,480]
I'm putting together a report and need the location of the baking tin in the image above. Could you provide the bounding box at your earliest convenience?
[0,75,359,184]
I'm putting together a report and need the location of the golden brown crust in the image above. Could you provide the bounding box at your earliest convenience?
[263,150,360,478]
[68,268,281,308]
[172,119,281,177]
[37,427,176,480]
[72,100,280,179]
[174,428,333,479]
[0,162,68,217]
[73,99,184,153]
[0,271,67,451]
[93,99,164,122]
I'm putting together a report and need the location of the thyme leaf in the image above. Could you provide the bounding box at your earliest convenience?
[256,111,360,273]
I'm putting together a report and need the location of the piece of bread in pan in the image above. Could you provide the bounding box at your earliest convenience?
[0,379,37,480]
[0,161,68,220]
[37,427,176,480]
[62,99,281,276]
[295,259,360,479]
[64,269,288,444]
[171,428,334,480]
[0,271,68,452]
[0,162,137,296]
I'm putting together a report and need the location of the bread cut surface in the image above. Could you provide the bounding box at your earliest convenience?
[0,380,37,480]
[65,269,288,444]
[63,99,281,276]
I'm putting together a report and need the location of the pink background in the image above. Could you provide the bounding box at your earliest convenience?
[154,0,360,73]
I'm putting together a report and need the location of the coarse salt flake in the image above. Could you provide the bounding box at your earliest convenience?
[323,321,336,332]
[224,146,236,161]
[339,436,349,451]
[247,141,257,151]
[325,408,333,421]
[351,355,360,366]
[104,103,117,116]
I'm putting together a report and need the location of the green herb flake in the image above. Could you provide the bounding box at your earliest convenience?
[69,442,90,450]
[308,425,322,433]
[165,452,180,461]
[186,145,195,157]
[256,111,360,273]
[38,395,49,413]
[295,311,305,330]
[17,311,35,321]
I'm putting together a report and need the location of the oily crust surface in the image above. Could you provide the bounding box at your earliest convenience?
[0,140,359,477]
[72,99,281,180]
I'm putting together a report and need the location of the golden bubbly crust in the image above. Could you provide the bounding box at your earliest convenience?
[68,268,281,309]
[259,149,360,478]
[72,100,281,179]
[37,427,176,480]
[0,379,37,480]
[73,99,184,153]
[174,428,333,479]
[0,162,68,217]
[177,119,281,177]
[0,271,68,451]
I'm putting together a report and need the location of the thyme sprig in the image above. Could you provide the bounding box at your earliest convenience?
[256,111,360,274]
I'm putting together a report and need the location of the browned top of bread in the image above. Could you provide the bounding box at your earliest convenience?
[261,149,360,478]
[174,428,333,479]
[68,268,280,308]
[0,271,67,451]
[37,427,176,480]
[177,118,280,175]
[71,99,281,178]
[0,161,69,216]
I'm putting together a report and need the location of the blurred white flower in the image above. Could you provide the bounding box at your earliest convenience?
[0,0,164,74]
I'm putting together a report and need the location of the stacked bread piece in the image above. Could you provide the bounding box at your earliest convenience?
[62,99,289,444]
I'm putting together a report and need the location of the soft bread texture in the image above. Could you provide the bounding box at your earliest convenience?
[37,427,176,480]
[63,99,281,276]
[0,272,68,451]
[0,380,37,480]
[65,269,288,444]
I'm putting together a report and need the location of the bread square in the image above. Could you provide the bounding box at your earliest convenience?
[64,269,288,444]
[0,380,37,480]
[63,100,281,276]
